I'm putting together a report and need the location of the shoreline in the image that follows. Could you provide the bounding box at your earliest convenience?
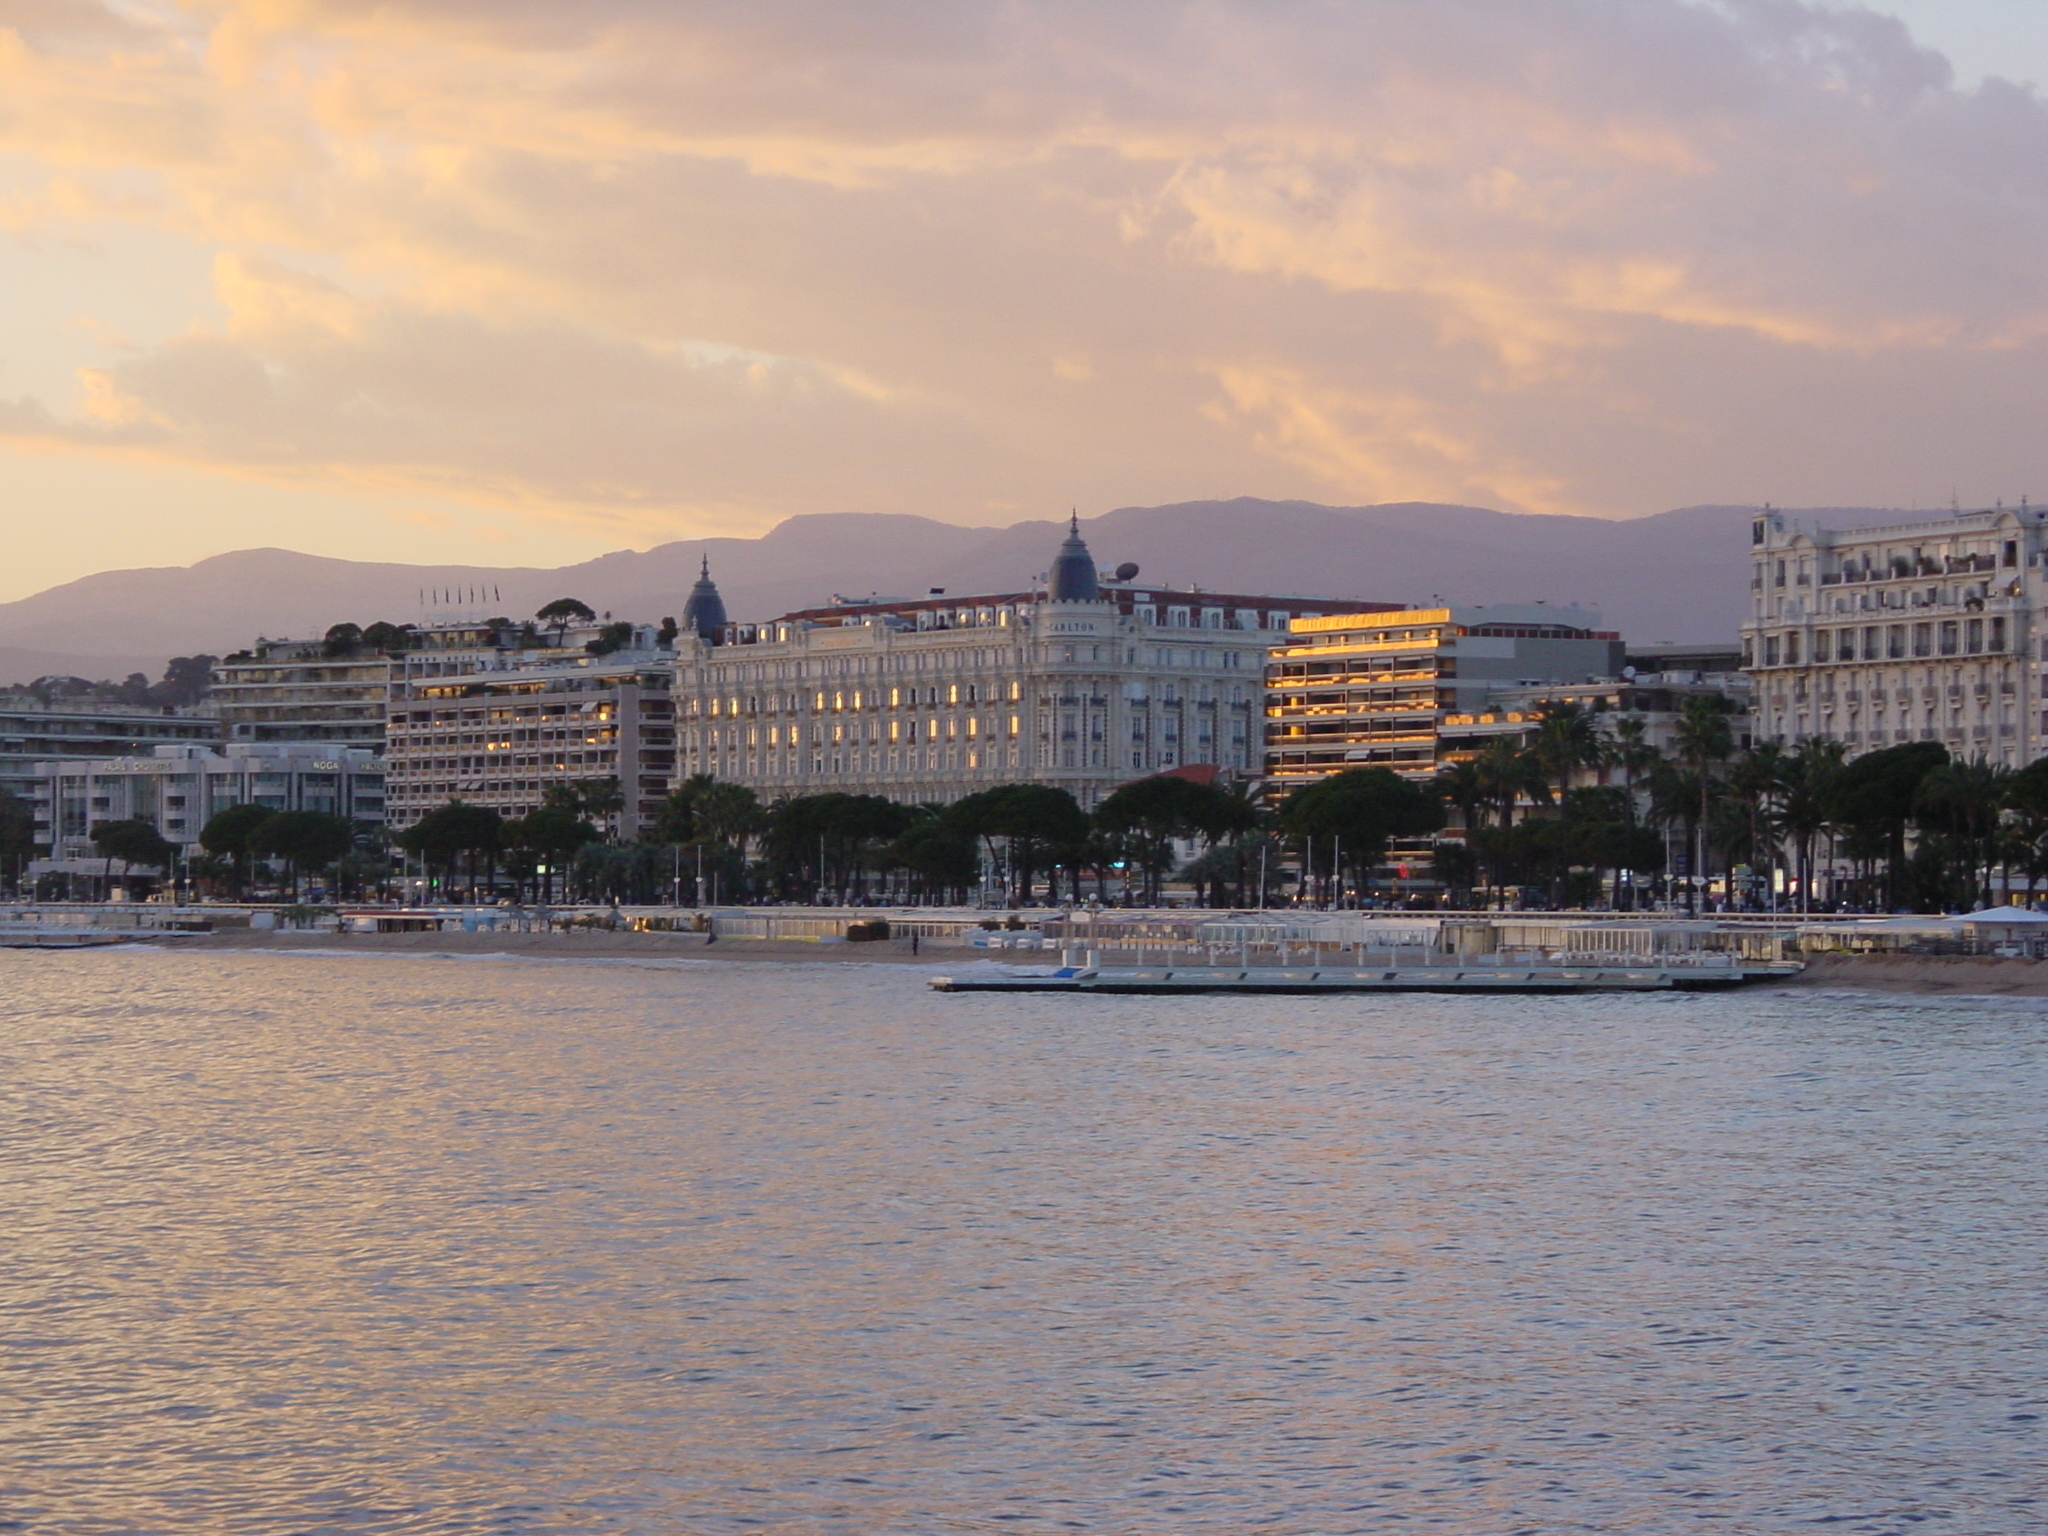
[18,929,2048,994]
[160,929,960,964]
[1770,953,2048,997]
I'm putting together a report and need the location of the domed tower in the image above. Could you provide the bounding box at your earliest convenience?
[1047,512,1100,602]
[681,555,728,645]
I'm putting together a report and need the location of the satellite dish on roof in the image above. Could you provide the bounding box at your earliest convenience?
[1114,562,1140,582]
[1622,665,1638,680]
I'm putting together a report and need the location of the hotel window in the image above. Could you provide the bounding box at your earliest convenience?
[1168,606,1190,627]
[1965,619,1984,653]
[1784,632,1801,665]
[1888,625,1907,659]
[1992,617,2007,650]
[1765,636,1781,666]
[1864,626,1882,660]
[1912,624,1932,658]
[1939,622,1959,656]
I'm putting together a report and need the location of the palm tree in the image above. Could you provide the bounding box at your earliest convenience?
[1647,763,1709,911]
[1608,717,1660,820]
[1470,738,1549,906]
[1530,703,1602,803]
[1435,758,1486,833]
[1673,696,1736,911]
[1529,703,1604,904]
[1917,758,2013,910]
[1722,742,1786,909]
[1777,739,1846,911]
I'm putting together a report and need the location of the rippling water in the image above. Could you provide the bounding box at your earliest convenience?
[2,950,2044,1534]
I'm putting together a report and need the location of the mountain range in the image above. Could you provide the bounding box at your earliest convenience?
[0,497,1924,685]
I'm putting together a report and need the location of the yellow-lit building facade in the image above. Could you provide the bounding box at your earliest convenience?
[1265,604,1625,787]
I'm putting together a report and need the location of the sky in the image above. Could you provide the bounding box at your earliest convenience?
[3,1,2048,602]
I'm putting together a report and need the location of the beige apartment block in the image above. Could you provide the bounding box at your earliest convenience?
[1,695,220,805]
[383,647,675,839]
[213,639,391,746]
[673,523,1385,809]
[29,742,385,863]
[1742,507,2045,765]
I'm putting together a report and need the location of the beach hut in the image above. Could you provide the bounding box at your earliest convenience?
[1948,906,2048,953]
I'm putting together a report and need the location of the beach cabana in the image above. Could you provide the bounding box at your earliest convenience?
[1949,905,2048,929]
[1948,906,2048,953]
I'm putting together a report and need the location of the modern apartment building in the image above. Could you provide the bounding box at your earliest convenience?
[1,695,221,804]
[216,617,660,750]
[672,521,1390,808]
[382,641,676,840]
[1438,675,1753,770]
[1264,604,1626,787]
[28,742,386,862]
[1742,506,2042,765]
[213,638,393,746]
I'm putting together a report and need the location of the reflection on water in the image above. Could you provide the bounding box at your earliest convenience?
[1,951,2042,1534]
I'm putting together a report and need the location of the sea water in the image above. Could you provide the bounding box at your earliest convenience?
[1,949,2042,1534]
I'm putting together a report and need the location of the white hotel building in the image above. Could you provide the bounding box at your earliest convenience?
[29,742,387,865]
[673,521,1389,808]
[1743,505,2045,765]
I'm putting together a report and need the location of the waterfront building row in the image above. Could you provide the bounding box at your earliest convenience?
[9,516,1753,867]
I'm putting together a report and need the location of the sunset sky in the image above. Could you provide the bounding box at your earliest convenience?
[3,0,2046,600]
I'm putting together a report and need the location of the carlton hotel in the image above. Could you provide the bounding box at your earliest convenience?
[1743,505,2048,765]
[672,520,1385,807]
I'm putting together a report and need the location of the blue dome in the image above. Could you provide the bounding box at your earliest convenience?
[681,555,728,644]
[1048,513,1099,602]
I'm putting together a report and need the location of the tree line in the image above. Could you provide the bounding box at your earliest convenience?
[20,687,2045,912]
[371,766,1446,908]
[6,656,216,710]
[1430,695,2048,913]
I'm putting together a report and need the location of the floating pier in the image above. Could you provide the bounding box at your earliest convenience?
[931,953,1801,995]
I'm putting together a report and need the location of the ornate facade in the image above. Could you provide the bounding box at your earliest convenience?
[1742,506,2043,765]
[673,526,1389,808]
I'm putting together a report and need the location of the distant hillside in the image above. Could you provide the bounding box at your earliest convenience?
[0,498,1921,683]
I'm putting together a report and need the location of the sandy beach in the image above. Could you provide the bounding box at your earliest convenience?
[38,929,2048,995]
[170,928,957,964]
[1769,953,2048,997]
